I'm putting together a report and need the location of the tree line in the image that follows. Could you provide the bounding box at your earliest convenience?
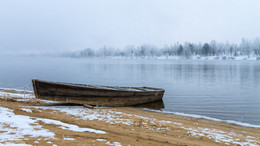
[66,39,260,58]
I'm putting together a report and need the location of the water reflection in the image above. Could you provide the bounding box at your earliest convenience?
[133,100,165,110]
[160,61,260,124]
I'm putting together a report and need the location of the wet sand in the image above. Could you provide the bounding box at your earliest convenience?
[0,89,260,145]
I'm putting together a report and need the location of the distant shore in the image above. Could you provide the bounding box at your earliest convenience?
[0,88,260,145]
[16,53,260,61]
[99,55,260,61]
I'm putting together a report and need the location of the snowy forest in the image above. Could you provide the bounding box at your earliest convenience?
[65,39,260,60]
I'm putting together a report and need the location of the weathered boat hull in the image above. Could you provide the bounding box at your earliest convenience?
[32,79,165,106]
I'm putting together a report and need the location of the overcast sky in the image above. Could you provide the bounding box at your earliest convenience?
[0,0,260,53]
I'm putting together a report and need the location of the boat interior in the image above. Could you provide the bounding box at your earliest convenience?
[35,79,164,92]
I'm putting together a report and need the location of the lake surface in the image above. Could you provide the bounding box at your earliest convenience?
[0,56,260,126]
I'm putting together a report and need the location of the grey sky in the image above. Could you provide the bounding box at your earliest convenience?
[0,0,260,53]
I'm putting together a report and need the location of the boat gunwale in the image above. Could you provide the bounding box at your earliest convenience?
[32,79,165,92]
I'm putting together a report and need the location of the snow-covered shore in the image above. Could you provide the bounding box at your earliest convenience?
[100,55,260,61]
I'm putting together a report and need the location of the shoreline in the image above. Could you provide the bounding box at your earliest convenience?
[0,88,260,145]
[1,87,259,129]
[142,108,260,129]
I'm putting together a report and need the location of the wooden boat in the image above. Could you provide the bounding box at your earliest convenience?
[32,79,165,106]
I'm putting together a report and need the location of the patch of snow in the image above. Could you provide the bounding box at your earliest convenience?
[106,141,122,146]
[0,90,60,103]
[0,90,35,99]
[112,142,122,146]
[96,139,107,142]
[0,106,55,144]
[182,126,260,145]
[39,100,60,103]
[63,137,75,141]
[37,118,106,134]
[0,88,33,93]
[16,99,31,101]
[19,108,32,113]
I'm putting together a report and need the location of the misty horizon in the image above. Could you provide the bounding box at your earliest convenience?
[1,0,260,54]
[1,38,260,56]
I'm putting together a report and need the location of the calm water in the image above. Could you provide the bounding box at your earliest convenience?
[0,56,260,125]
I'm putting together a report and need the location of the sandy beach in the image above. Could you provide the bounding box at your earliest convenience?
[0,89,260,145]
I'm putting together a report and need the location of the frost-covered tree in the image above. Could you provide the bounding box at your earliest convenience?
[80,48,94,57]
[202,43,210,56]
[177,45,184,56]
